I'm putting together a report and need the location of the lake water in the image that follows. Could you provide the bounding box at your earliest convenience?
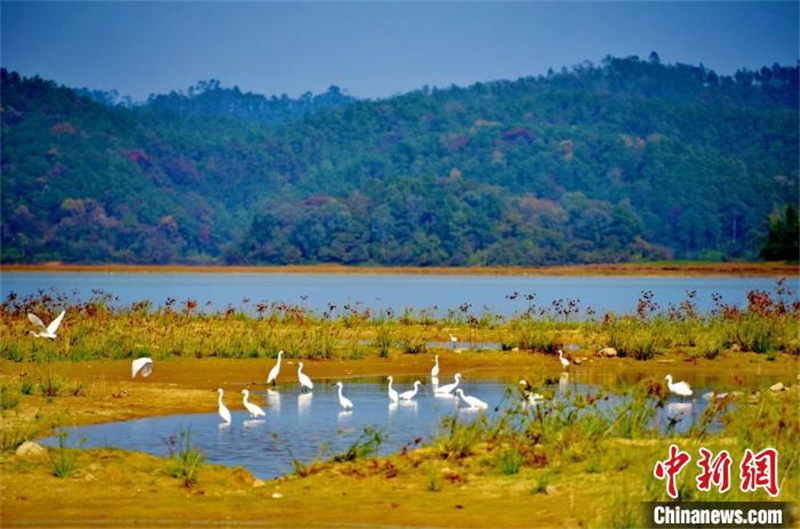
[1,272,795,317]
[41,374,752,480]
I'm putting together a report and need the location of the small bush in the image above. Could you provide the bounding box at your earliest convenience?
[497,445,525,475]
[531,470,554,494]
[39,370,63,398]
[332,426,383,462]
[165,429,206,488]
[50,430,79,478]
[436,416,484,459]
[20,376,34,395]
[0,386,19,410]
[372,327,393,358]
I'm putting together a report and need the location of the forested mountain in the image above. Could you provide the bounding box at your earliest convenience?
[1,56,798,265]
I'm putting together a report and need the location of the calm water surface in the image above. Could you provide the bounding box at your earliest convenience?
[42,374,771,480]
[1,272,794,317]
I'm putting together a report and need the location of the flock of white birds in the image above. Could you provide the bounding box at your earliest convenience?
[211,350,490,424]
[27,312,696,426]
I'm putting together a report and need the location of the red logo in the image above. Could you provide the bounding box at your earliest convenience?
[696,448,732,493]
[654,444,692,499]
[740,448,780,497]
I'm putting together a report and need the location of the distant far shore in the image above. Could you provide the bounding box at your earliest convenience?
[1,261,798,277]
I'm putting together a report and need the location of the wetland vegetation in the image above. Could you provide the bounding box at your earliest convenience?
[1,281,798,526]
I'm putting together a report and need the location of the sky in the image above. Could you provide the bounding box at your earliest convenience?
[1,1,798,101]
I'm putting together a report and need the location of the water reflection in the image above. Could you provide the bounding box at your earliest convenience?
[40,375,776,480]
[297,393,312,415]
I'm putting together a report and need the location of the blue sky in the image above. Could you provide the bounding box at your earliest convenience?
[1,1,798,101]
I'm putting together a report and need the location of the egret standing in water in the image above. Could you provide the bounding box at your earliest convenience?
[216,388,232,424]
[267,350,283,386]
[297,362,314,392]
[431,355,440,378]
[558,349,570,370]
[518,380,544,404]
[131,357,153,379]
[455,389,488,410]
[241,389,266,418]
[665,374,693,398]
[335,381,354,411]
[449,334,458,348]
[436,373,462,395]
[386,376,399,404]
[399,380,422,401]
[28,310,66,340]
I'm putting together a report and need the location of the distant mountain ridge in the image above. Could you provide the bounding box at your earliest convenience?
[76,80,357,125]
[1,55,798,265]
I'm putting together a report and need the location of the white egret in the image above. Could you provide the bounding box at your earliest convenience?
[519,380,544,404]
[386,376,399,404]
[241,389,266,418]
[665,374,693,398]
[399,380,422,401]
[436,373,461,394]
[267,350,283,386]
[297,362,313,392]
[455,389,488,410]
[558,349,570,369]
[28,310,66,340]
[131,357,153,379]
[449,335,457,348]
[431,355,440,378]
[216,388,232,424]
[335,381,354,411]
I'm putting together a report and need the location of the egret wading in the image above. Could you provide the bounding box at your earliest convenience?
[455,389,488,410]
[399,380,422,401]
[297,362,314,393]
[665,374,693,399]
[436,373,462,395]
[241,389,266,418]
[519,379,544,404]
[386,376,399,404]
[558,349,570,369]
[335,381,354,411]
[216,388,232,424]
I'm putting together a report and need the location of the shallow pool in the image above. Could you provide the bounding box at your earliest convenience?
[40,373,750,479]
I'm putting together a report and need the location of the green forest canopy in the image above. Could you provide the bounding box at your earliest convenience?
[1,55,798,266]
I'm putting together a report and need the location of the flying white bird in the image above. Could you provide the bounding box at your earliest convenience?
[297,362,313,392]
[335,381,354,411]
[386,376,399,403]
[436,373,462,394]
[665,374,693,398]
[399,380,422,401]
[28,310,66,340]
[216,388,232,424]
[131,357,153,379]
[267,350,283,386]
[241,389,266,418]
[558,349,570,369]
[455,389,488,410]
[431,355,440,378]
